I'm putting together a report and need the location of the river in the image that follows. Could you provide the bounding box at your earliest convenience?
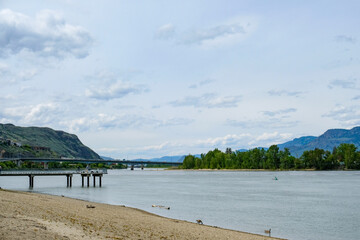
[1,169,359,240]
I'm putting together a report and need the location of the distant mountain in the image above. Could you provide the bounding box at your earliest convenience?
[0,123,100,159]
[132,155,185,163]
[100,156,114,160]
[278,126,360,157]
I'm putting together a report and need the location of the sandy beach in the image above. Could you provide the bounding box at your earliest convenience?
[0,189,283,240]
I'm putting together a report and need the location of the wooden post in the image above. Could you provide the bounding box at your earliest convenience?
[99,175,102,187]
[82,175,84,187]
[87,175,90,187]
[66,175,69,187]
[70,175,72,187]
[93,175,96,187]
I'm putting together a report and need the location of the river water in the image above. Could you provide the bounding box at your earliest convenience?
[1,169,359,240]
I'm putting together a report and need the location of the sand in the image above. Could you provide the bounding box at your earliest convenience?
[0,189,284,240]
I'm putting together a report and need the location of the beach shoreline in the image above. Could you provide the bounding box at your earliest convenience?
[0,188,284,239]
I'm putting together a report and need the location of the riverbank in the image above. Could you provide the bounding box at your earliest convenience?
[0,189,283,240]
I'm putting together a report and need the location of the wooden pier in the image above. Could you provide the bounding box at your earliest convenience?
[0,169,107,188]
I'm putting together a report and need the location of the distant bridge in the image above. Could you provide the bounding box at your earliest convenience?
[0,157,183,166]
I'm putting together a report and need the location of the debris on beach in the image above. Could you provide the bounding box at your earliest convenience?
[86,205,96,208]
[152,205,170,210]
[196,219,203,224]
[264,228,271,237]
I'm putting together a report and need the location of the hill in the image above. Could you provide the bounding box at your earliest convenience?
[132,155,185,163]
[278,126,360,157]
[0,123,100,159]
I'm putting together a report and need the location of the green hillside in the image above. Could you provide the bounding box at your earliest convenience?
[0,123,100,159]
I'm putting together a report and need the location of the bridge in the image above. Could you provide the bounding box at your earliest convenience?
[0,157,183,166]
[0,157,182,188]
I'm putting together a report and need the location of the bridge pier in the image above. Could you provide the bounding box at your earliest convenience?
[66,174,72,187]
[92,174,103,187]
[29,175,34,188]
[81,173,91,187]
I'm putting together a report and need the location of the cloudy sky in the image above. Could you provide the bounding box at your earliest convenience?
[1,1,359,159]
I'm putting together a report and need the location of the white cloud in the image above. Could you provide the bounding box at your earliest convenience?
[170,93,242,108]
[335,35,357,44]
[0,9,92,59]
[180,22,246,46]
[323,105,360,126]
[249,132,292,147]
[17,69,38,81]
[0,103,61,125]
[60,113,194,133]
[188,78,215,89]
[85,81,147,100]
[155,23,175,40]
[157,17,256,48]
[226,118,299,129]
[268,89,303,97]
[0,62,9,75]
[196,134,251,148]
[328,78,357,89]
[262,108,297,117]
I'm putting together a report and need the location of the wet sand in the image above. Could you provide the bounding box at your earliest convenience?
[0,189,283,239]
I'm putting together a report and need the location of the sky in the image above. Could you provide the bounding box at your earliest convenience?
[1,1,360,159]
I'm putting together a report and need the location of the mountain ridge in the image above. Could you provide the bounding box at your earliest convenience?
[279,126,360,156]
[0,123,100,159]
[134,126,360,161]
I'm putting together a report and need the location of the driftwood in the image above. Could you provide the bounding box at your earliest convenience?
[86,205,96,208]
[152,205,170,210]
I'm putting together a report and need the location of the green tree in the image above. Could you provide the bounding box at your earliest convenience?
[265,145,280,169]
[336,144,357,169]
[279,148,295,169]
[182,154,195,169]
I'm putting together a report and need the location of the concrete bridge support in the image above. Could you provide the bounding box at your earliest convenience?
[92,174,103,187]
[81,173,91,187]
[28,175,34,188]
[66,174,73,187]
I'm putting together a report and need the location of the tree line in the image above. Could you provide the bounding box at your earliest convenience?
[182,143,360,170]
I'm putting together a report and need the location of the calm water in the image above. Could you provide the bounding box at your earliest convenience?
[1,170,359,240]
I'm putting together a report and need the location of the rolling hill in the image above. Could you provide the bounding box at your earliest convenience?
[278,126,360,156]
[0,123,100,159]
